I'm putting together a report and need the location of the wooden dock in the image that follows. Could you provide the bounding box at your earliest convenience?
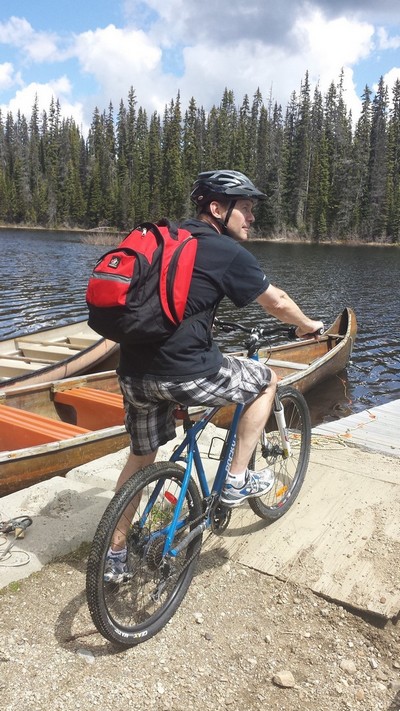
[312,398,400,457]
[205,399,400,620]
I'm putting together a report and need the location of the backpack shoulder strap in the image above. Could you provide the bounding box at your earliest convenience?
[155,221,198,325]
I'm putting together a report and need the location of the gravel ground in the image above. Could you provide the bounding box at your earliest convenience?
[1,544,399,711]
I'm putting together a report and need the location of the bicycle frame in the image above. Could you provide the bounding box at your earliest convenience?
[147,349,291,559]
[148,402,243,558]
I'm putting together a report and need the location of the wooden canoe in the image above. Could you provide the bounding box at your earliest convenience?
[0,307,356,496]
[0,370,129,496]
[0,320,119,390]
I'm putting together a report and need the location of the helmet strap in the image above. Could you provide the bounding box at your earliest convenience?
[202,198,237,235]
[223,200,236,227]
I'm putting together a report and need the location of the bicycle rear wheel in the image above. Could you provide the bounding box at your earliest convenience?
[86,462,203,647]
[248,386,311,521]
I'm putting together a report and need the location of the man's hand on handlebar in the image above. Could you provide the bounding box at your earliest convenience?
[294,320,325,339]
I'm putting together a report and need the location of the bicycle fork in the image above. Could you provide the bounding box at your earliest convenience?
[274,393,291,458]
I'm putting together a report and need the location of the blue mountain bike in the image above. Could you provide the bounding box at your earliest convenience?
[86,320,312,646]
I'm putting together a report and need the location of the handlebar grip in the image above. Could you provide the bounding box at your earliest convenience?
[289,325,324,339]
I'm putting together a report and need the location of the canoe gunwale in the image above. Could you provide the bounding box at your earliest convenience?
[0,423,127,464]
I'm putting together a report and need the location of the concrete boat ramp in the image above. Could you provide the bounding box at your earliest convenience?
[0,399,399,621]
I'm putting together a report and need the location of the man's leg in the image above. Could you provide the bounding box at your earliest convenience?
[228,369,277,475]
[115,450,158,492]
[110,450,158,552]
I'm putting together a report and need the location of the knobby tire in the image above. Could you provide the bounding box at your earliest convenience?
[86,461,203,647]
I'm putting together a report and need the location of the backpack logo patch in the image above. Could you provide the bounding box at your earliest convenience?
[108,256,121,269]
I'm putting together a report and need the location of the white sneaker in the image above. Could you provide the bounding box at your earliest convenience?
[104,551,127,583]
[220,468,274,508]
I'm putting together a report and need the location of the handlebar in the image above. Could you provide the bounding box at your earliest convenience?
[214,318,324,357]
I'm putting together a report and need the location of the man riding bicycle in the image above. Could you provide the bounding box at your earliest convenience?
[106,169,323,581]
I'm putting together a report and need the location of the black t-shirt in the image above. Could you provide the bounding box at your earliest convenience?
[118,219,269,380]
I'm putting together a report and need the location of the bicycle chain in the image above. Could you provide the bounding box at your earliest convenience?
[156,496,229,580]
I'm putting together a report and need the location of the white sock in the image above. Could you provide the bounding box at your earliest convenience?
[226,470,247,488]
[108,547,127,561]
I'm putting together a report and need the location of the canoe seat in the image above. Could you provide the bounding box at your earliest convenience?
[264,358,309,371]
[0,404,90,450]
[53,387,124,429]
[17,342,80,361]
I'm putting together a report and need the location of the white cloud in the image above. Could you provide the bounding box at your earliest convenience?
[0,62,16,90]
[0,16,58,62]
[0,78,87,132]
[65,8,379,124]
[377,27,400,50]
[294,10,374,69]
[73,24,162,89]
[0,16,33,45]
[63,23,175,118]
[165,8,374,123]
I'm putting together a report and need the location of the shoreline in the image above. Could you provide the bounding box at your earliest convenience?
[0,223,398,247]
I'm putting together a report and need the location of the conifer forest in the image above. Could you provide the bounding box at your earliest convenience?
[1,71,399,243]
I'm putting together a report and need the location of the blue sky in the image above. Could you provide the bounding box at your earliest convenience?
[1,0,400,134]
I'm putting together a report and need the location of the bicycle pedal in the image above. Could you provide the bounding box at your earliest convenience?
[210,504,231,534]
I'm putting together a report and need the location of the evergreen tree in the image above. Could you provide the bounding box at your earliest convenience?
[133,106,150,224]
[161,93,184,219]
[350,86,372,237]
[386,79,400,242]
[282,90,299,228]
[148,111,162,218]
[182,97,202,214]
[367,77,389,240]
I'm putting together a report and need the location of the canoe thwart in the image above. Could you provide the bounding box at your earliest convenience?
[53,387,124,429]
[263,358,309,371]
[16,342,81,361]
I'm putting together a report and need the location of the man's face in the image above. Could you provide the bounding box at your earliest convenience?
[222,199,256,241]
[208,198,257,240]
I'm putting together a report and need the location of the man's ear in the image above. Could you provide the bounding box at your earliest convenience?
[209,200,225,220]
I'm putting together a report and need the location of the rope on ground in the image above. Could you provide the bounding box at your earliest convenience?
[0,517,32,567]
[310,432,352,449]
[0,534,31,567]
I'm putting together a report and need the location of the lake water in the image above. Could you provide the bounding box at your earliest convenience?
[1,228,399,421]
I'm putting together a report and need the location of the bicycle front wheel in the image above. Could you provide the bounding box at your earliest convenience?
[86,462,203,647]
[248,386,311,521]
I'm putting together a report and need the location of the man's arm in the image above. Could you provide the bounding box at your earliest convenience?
[256,284,324,337]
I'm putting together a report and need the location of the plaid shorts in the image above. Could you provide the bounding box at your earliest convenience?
[118,355,272,455]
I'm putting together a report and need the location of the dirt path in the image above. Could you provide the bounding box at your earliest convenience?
[1,545,399,711]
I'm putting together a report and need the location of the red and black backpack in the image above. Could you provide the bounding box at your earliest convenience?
[86,220,198,344]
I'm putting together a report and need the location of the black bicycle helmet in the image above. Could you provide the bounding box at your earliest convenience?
[190,170,266,207]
